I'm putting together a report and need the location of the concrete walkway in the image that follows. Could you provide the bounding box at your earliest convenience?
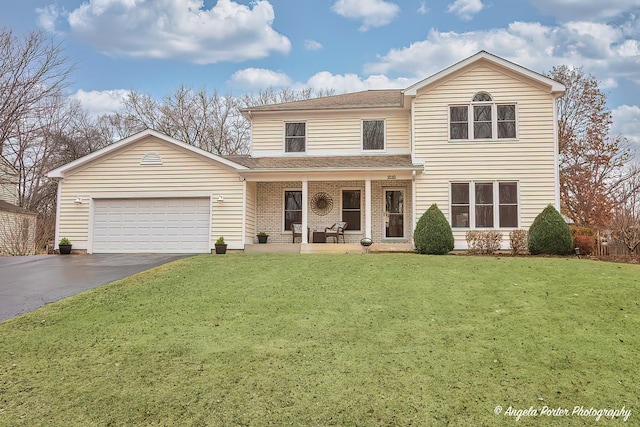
[0,253,191,322]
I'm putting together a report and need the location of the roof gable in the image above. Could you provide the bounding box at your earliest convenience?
[404,51,565,96]
[47,129,247,179]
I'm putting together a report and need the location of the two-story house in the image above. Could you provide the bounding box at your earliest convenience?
[48,51,564,254]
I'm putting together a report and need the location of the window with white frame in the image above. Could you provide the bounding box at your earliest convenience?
[450,181,519,228]
[285,122,306,152]
[450,92,517,140]
[362,120,385,150]
[341,189,361,231]
[284,190,302,231]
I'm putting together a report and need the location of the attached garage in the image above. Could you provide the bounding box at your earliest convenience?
[92,198,211,253]
[47,130,248,254]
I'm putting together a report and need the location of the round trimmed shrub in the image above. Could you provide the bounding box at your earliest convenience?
[528,205,574,255]
[414,204,454,255]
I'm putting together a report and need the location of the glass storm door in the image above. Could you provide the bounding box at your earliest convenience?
[384,189,404,238]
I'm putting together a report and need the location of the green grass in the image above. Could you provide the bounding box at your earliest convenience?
[0,254,638,426]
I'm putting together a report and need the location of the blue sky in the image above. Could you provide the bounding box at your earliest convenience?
[3,0,640,153]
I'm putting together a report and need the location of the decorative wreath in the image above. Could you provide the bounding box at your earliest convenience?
[311,192,333,216]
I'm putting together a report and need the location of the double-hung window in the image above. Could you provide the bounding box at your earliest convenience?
[450,92,517,140]
[285,122,306,152]
[450,181,519,228]
[284,190,302,231]
[362,120,385,150]
[341,190,361,231]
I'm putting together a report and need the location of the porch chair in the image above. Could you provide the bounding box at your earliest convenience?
[325,222,348,243]
[291,222,308,243]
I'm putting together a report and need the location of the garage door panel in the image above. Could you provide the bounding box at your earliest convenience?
[93,198,210,253]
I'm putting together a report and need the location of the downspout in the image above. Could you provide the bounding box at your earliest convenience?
[54,179,62,251]
[552,96,560,210]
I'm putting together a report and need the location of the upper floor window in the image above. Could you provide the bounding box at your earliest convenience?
[362,120,385,150]
[285,122,306,152]
[450,92,517,141]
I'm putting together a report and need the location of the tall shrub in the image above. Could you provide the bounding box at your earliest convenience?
[528,205,574,255]
[414,204,454,255]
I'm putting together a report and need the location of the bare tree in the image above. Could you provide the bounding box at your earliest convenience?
[610,166,640,255]
[548,65,639,227]
[0,28,72,154]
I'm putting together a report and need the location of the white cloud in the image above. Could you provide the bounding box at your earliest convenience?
[36,5,60,32]
[612,105,640,156]
[54,0,290,64]
[304,40,323,50]
[417,1,429,15]
[71,89,130,117]
[304,72,412,93]
[230,68,292,89]
[529,0,639,21]
[331,0,400,31]
[363,21,640,92]
[447,0,484,21]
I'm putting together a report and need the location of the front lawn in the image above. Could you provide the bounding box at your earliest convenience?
[0,254,638,426]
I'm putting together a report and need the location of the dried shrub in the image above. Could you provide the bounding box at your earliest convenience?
[574,235,595,255]
[465,230,503,255]
[509,229,528,255]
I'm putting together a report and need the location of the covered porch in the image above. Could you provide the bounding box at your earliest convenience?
[232,154,424,249]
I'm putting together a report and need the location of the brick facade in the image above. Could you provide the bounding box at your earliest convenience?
[255,180,412,245]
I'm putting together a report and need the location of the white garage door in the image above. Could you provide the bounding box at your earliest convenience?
[93,198,210,253]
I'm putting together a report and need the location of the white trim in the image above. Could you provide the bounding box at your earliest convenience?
[88,197,94,254]
[448,99,519,142]
[283,188,303,233]
[301,180,308,244]
[449,181,520,230]
[365,179,372,240]
[47,129,247,178]
[241,181,247,248]
[383,188,406,239]
[411,171,416,247]
[553,98,561,209]
[283,121,307,154]
[252,148,411,157]
[361,119,386,152]
[54,180,61,250]
[410,98,416,164]
[207,195,213,253]
[404,51,565,96]
[89,191,214,199]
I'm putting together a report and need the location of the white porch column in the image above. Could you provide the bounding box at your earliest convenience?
[365,178,372,239]
[301,179,308,244]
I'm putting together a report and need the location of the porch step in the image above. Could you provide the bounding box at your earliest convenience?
[244,243,301,254]
[300,243,364,254]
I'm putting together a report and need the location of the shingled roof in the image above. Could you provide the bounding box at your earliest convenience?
[224,154,422,171]
[241,89,404,113]
[0,200,36,215]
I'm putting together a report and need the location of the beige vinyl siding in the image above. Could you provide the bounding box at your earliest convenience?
[58,136,244,250]
[245,181,257,243]
[0,166,18,204]
[413,64,557,248]
[0,211,37,255]
[251,109,410,155]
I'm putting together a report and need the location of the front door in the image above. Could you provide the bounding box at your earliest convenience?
[384,189,404,238]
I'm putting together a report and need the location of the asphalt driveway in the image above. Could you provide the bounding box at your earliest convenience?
[0,254,191,322]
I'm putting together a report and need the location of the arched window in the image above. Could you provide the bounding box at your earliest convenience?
[449,92,517,140]
[473,92,493,102]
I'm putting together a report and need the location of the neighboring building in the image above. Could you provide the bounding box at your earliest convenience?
[0,155,37,255]
[47,51,565,254]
